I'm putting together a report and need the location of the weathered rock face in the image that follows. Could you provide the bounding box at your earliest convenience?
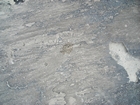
[0,0,140,105]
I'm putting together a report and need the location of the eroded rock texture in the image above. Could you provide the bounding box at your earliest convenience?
[0,0,140,105]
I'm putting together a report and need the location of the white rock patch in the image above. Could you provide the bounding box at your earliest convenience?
[109,42,140,82]
[25,22,35,27]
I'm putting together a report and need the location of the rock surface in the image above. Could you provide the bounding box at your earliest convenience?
[0,0,140,105]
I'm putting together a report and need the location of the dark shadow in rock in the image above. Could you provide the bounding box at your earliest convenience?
[14,0,24,4]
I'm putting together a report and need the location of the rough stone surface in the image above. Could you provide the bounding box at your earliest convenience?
[0,0,140,105]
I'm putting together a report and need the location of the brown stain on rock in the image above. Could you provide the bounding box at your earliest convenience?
[60,43,73,54]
